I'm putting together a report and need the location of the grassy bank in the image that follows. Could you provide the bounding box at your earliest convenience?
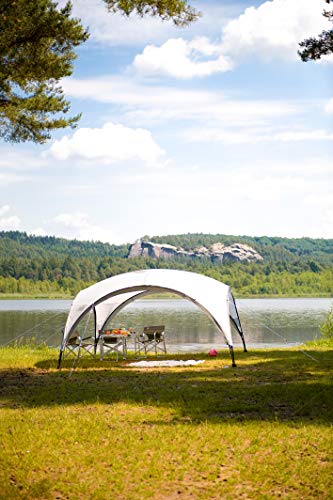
[0,346,332,499]
[1,292,332,300]
[0,293,73,300]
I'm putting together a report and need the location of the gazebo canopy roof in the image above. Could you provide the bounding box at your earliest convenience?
[62,269,243,350]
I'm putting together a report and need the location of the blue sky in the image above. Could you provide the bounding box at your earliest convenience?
[0,0,332,243]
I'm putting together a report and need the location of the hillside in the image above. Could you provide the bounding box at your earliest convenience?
[1,230,333,263]
[0,231,332,298]
[148,233,333,264]
[0,231,129,259]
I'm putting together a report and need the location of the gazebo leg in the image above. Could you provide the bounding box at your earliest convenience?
[228,345,237,368]
[240,334,248,353]
[57,349,63,369]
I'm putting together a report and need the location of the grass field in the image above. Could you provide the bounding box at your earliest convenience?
[0,346,332,499]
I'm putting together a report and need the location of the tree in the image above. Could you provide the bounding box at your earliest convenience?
[104,0,199,26]
[299,0,333,61]
[0,0,198,144]
[0,0,89,143]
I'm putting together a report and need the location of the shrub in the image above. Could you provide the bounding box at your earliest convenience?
[320,305,333,341]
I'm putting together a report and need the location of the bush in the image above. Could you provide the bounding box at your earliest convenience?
[305,305,333,348]
[320,305,333,341]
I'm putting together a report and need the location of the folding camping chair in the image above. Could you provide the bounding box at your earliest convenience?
[99,332,127,361]
[134,325,167,357]
[63,331,96,362]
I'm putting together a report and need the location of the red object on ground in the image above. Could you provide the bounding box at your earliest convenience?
[208,349,218,357]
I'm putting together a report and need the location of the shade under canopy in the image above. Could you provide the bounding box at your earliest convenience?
[60,269,246,366]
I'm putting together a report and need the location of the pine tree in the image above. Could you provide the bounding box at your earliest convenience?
[0,0,89,143]
[0,0,198,144]
[299,0,333,61]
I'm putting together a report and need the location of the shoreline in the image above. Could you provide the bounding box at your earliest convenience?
[0,293,332,300]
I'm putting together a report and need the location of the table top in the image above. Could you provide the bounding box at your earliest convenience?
[99,328,134,336]
[99,329,132,338]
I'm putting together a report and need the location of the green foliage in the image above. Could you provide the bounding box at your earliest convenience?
[299,0,333,61]
[104,0,200,26]
[0,0,89,143]
[149,232,333,264]
[306,305,333,348]
[0,231,333,298]
[320,305,333,340]
[0,0,198,143]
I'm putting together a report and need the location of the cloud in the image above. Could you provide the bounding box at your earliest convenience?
[53,212,122,244]
[59,0,181,47]
[0,205,21,230]
[325,98,333,114]
[60,0,328,68]
[30,227,48,237]
[304,194,333,238]
[63,76,300,127]
[58,0,237,47]
[49,122,165,164]
[102,158,332,238]
[0,173,28,185]
[133,37,233,78]
[221,0,331,62]
[0,205,10,217]
[273,130,333,142]
[0,149,48,170]
[130,0,331,79]
[185,127,333,144]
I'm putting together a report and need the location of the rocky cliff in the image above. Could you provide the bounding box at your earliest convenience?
[128,239,263,263]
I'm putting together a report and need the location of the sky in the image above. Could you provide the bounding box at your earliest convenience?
[0,0,332,244]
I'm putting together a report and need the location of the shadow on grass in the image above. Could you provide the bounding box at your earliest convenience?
[0,349,332,424]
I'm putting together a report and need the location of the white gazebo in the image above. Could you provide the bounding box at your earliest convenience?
[58,269,246,367]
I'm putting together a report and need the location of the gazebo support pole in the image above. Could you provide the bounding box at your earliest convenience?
[93,304,98,356]
[228,345,237,368]
[240,333,248,353]
[57,349,63,369]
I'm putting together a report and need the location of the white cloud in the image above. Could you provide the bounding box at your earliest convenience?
[0,205,10,217]
[0,149,47,170]
[131,0,332,79]
[325,98,333,113]
[273,130,333,142]
[0,173,28,185]
[0,206,21,230]
[58,0,237,47]
[221,0,331,62]
[185,127,333,144]
[63,76,300,127]
[49,122,165,164]
[60,0,327,68]
[102,158,332,238]
[304,194,333,238]
[59,0,181,46]
[30,227,48,237]
[53,212,122,244]
[133,37,233,78]
[54,213,90,229]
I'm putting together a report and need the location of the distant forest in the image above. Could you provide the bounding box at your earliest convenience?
[1,231,332,298]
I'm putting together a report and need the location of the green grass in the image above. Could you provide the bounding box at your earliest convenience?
[0,346,332,499]
[0,293,72,300]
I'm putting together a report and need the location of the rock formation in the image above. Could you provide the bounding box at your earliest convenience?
[128,239,263,263]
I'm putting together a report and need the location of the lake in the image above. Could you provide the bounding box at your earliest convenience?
[0,297,331,352]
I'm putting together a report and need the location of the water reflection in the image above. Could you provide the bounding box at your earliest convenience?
[0,297,331,350]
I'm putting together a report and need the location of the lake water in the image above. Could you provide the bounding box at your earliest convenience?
[0,297,331,352]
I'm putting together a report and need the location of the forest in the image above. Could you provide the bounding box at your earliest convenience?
[0,231,332,298]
